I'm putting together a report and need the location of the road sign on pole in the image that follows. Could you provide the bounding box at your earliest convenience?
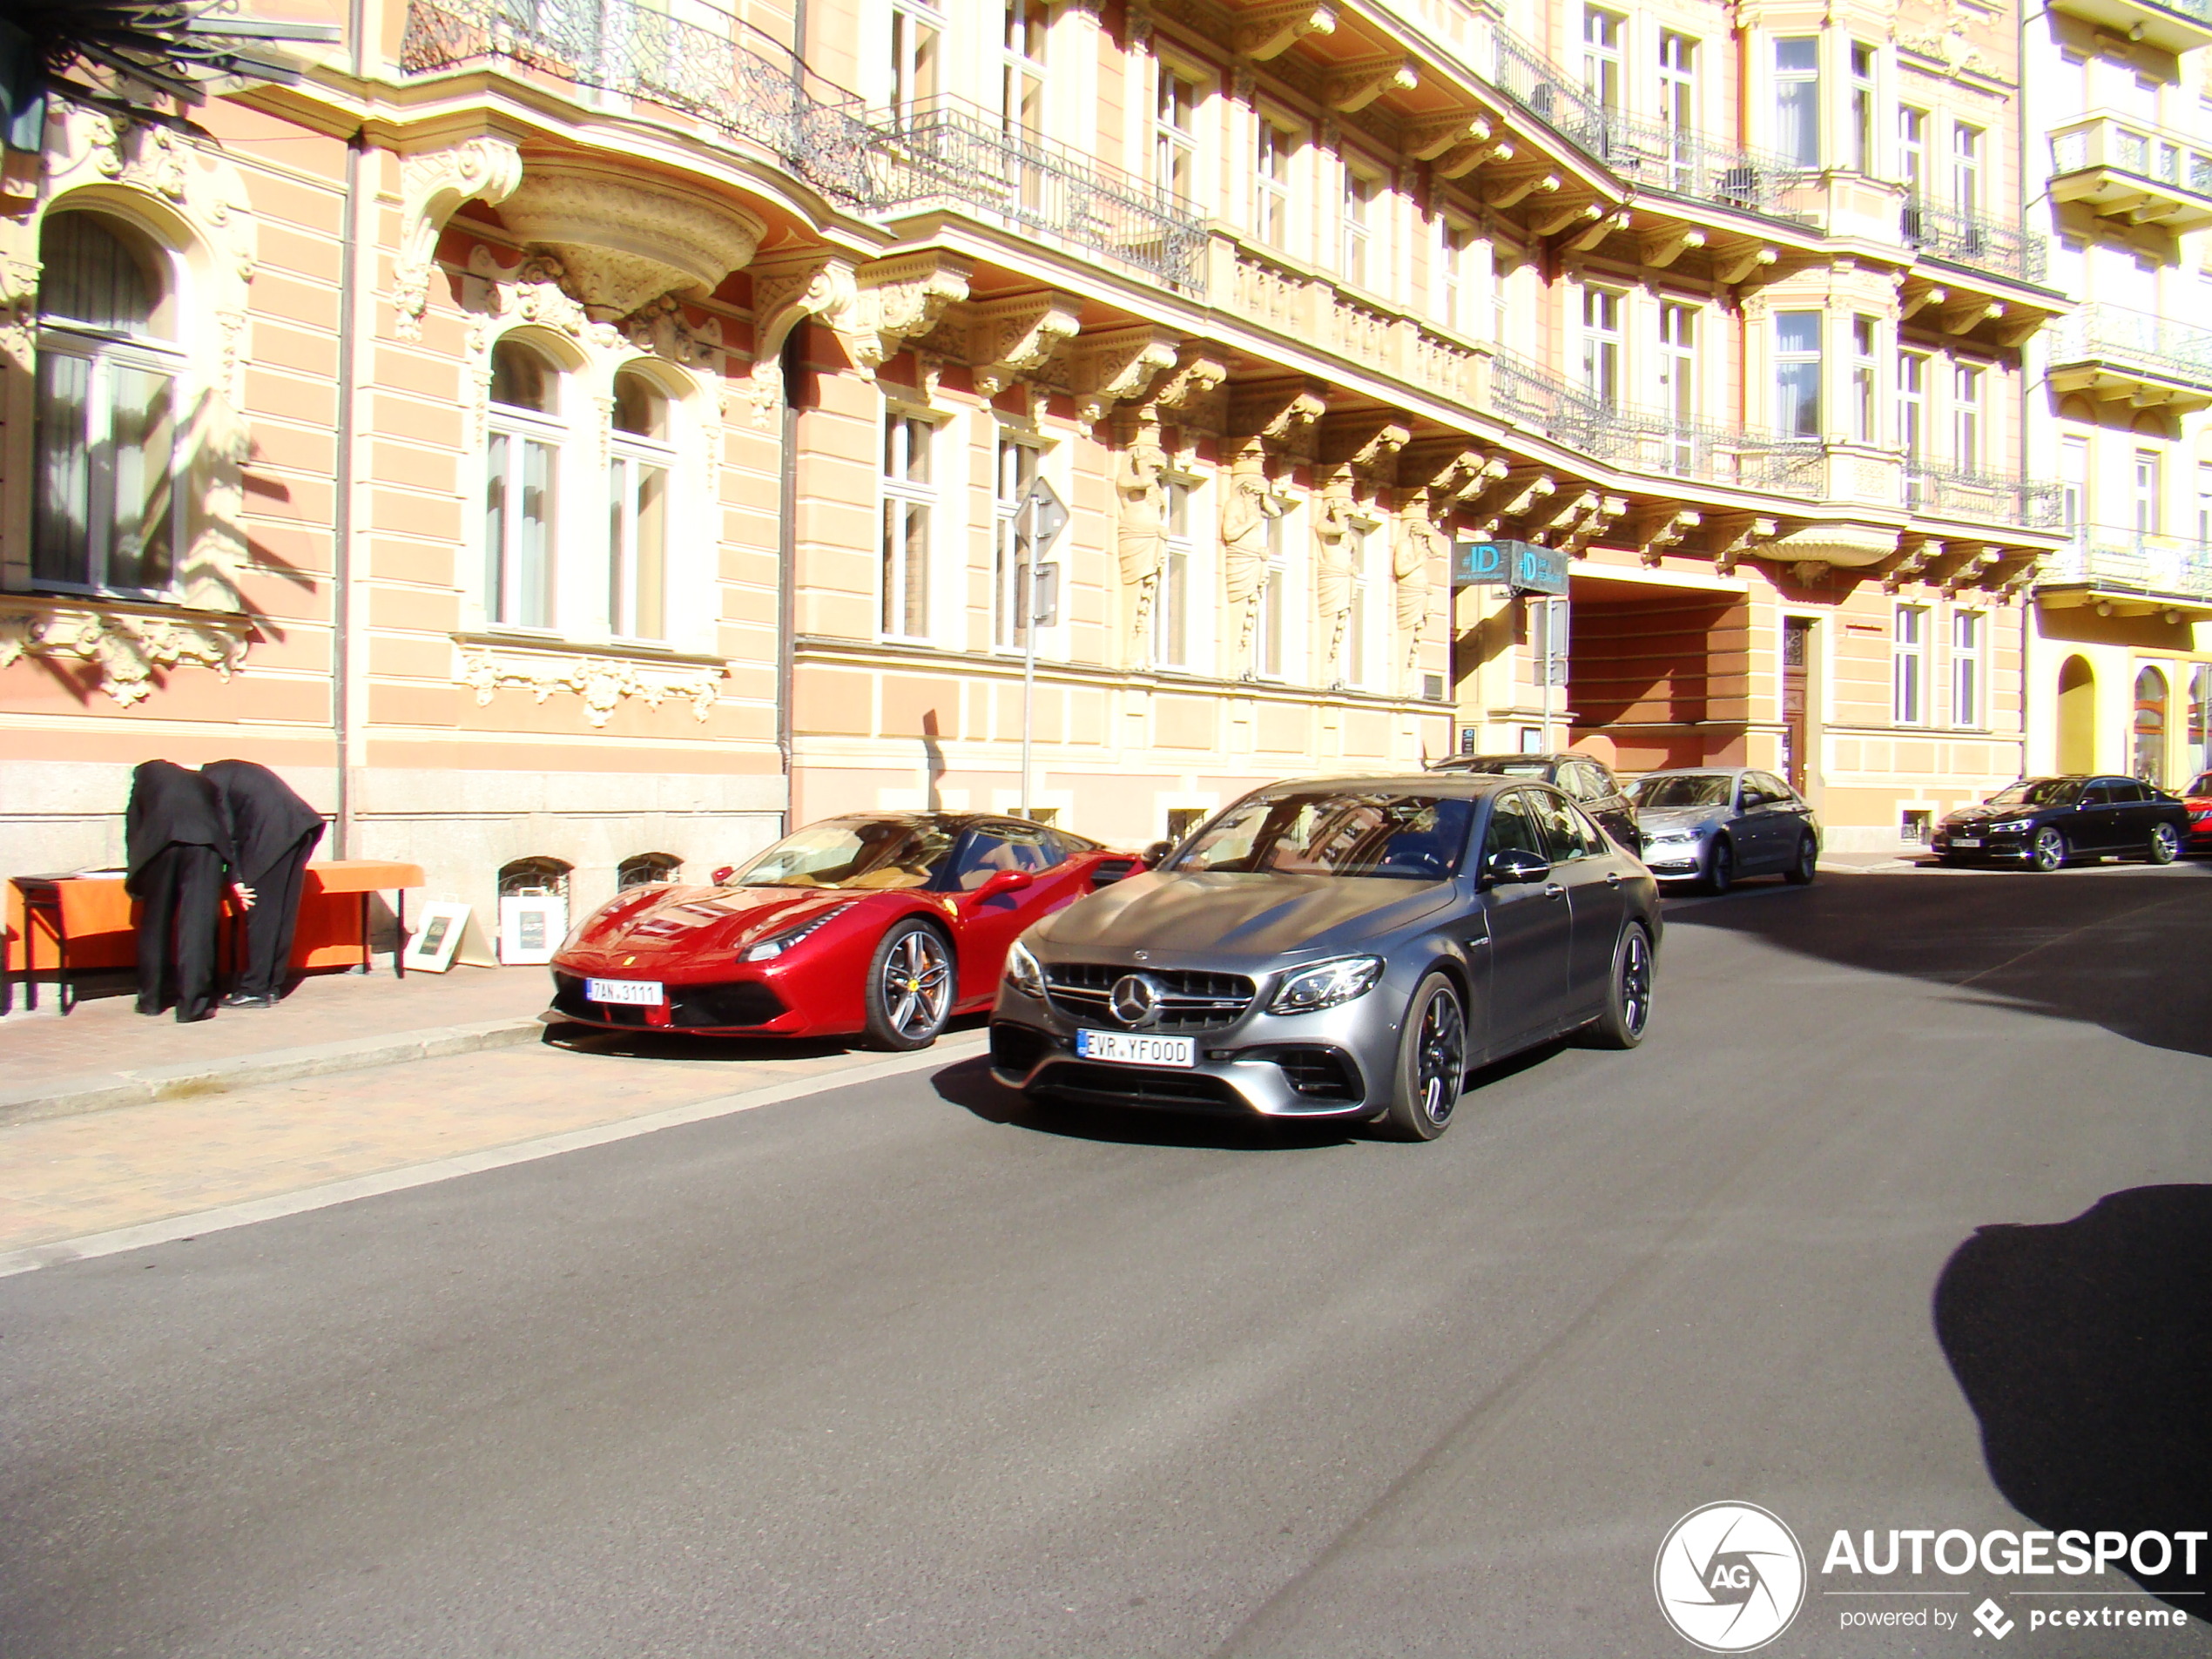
[1015,475,1068,823]
[1020,475,1068,556]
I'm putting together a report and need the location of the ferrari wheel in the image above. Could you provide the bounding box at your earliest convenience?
[863,919,954,1050]
[1380,974,1466,1143]
[2147,822,2180,865]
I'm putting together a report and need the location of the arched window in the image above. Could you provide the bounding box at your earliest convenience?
[484,336,563,629]
[2134,666,2168,785]
[32,211,183,595]
[609,368,672,640]
[497,854,572,900]
[2057,655,2095,774]
[617,851,682,888]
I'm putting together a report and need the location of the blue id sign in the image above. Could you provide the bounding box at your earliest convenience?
[1453,539,1570,595]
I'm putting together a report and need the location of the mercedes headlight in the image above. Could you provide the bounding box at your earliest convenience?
[739,902,855,961]
[1004,940,1046,1000]
[1268,955,1384,1015]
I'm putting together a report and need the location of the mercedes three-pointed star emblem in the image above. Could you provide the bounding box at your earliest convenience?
[1110,973,1163,1028]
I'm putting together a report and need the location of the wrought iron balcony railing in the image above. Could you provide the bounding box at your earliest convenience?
[1484,23,1612,158]
[2051,115,2212,200]
[1488,349,1826,498]
[1578,111,1817,226]
[1900,197,2048,284]
[399,0,875,203]
[2047,301,2212,392]
[2040,528,2212,601]
[870,97,1208,293]
[1902,458,2065,528]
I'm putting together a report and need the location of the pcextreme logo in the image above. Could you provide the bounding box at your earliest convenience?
[1655,1502,1809,1653]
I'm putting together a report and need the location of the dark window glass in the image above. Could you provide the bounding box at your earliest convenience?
[1485,791,1547,861]
[1529,791,1596,861]
[2080,782,2114,806]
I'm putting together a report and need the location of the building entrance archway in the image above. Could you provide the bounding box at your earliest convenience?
[2057,657,2096,773]
[2134,666,2169,785]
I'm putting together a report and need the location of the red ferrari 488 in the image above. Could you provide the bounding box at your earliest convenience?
[549,813,1141,1049]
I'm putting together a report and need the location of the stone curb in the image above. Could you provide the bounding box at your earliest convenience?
[0,1016,548,1128]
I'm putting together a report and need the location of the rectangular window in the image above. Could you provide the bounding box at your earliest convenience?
[1254,118,1294,250]
[1849,44,1876,172]
[880,410,934,639]
[1952,362,1983,469]
[1348,522,1374,688]
[2060,435,2089,532]
[607,452,667,640]
[1155,68,1198,204]
[1156,477,1193,666]
[1893,604,1927,725]
[2197,462,2212,545]
[33,341,178,595]
[993,433,1040,651]
[2135,448,2161,535]
[1659,32,1696,132]
[1341,165,1378,288]
[1439,216,1474,333]
[1659,300,1696,470]
[1776,37,1820,167]
[484,429,555,629]
[1952,610,1982,728]
[1001,0,1047,137]
[1899,107,1926,235]
[1898,350,1927,455]
[888,0,940,122]
[1775,310,1821,437]
[1952,123,1981,214]
[1851,316,1878,443]
[1583,7,1625,112]
[1257,507,1288,678]
[1582,286,1623,407]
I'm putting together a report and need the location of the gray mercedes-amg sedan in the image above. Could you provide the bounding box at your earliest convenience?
[988,775,1661,1141]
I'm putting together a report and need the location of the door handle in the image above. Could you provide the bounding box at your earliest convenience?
[1606,871,1622,887]
[1544,883,1567,900]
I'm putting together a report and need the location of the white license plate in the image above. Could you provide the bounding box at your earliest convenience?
[586,978,664,1006]
[1076,1029,1196,1068]
[1952,837,1982,848]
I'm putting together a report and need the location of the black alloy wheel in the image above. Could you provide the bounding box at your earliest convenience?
[1583,924,1654,1050]
[1382,974,1467,1143]
[2029,826,2068,874]
[1703,839,1734,895]
[2148,822,2181,865]
[862,919,954,1050]
[1784,834,1817,885]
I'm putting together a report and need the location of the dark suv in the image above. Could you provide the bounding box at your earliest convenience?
[1428,752,1641,853]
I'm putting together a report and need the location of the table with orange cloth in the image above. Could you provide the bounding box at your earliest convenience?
[5,860,425,1013]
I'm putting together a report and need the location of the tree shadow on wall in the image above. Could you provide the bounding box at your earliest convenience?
[1933,1184,2212,1620]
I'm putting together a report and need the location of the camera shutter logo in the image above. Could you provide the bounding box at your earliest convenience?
[1654,1502,1806,1652]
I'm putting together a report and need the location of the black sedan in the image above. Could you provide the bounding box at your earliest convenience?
[990,775,1661,1143]
[1932,775,2190,871]
[1428,752,1642,852]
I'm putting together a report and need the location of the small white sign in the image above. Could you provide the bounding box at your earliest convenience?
[499,895,567,966]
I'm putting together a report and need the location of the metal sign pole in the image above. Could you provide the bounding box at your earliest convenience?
[1020,503,1035,821]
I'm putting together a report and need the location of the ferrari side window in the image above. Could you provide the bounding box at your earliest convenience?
[952,827,1055,888]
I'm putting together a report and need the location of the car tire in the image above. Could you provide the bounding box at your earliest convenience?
[1703,839,1734,895]
[2147,822,2181,865]
[861,918,954,1051]
[2030,826,2068,873]
[1784,834,1817,885]
[1583,924,1654,1051]
[1380,974,1467,1143]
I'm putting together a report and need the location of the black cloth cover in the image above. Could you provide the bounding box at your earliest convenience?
[201,760,324,885]
[124,760,234,897]
[134,841,226,1020]
[232,832,317,999]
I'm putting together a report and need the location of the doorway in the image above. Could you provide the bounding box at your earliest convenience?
[2134,666,2168,784]
[1781,617,1813,793]
[2057,656,2095,773]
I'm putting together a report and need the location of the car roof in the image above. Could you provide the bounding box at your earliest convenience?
[1634,765,1752,779]
[1430,753,1584,770]
[1251,772,1539,799]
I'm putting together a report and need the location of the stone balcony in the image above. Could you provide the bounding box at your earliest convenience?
[2047,302,2212,412]
[2051,114,2212,235]
[2037,529,2212,617]
[2047,0,2212,54]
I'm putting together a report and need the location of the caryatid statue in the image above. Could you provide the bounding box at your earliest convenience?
[1113,420,1169,653]
[1220,445,1282,671]
[1312,473,1358,687]
[1395,490,1449,691]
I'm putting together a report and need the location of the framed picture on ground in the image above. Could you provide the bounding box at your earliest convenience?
[498,895,567,966]
[401,902,472,973]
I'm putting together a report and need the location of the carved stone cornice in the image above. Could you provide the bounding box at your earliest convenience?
[1144,346,1230,431]
[0,598,249,707]
[1708,514,1780,576]
[1317,412,1410,479]
[844,251,973,379]
[948,291,1085,398]
[1229,376,1329,457]
[395,137,523,341]
[453,637,725,727]
[1404,114,1491,162]
[1633,507,1702,567]
[496,160,765,320]
[1397,441,1496,502]
[732,250,859,426]
[1045,323,1182,431]
[1325,57,1419,113]
[1234,3,1335,59]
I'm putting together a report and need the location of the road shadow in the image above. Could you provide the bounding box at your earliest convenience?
[1933,1185,2212,1619]
[1662,867,2212,1060]
[932,1055,1364,1151]
[541,1011,987,1065]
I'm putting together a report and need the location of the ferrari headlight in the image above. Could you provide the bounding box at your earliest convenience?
[1268,955,1384,1015]
[739,902,855,961]
[1003,940,1046,1000]
[1986,818,2032,833]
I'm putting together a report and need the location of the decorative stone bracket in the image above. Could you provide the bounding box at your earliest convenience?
[1235,3,1335,61]
[951,291,1084,399]
[843,251,973,380]
[395,138,524,341]
[455,639,725,727]
[0,599,249,706]
[1044,322,1181,432]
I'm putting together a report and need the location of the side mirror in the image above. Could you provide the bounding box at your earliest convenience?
[1090,857,1140,887]
[967,867,1035,905]
[1142,840,1175,867]
[711,865,736,886]
[1484,846,1552,886]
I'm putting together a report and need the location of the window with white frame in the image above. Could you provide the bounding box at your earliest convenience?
[1659,32,1696,136]
[1952,123,1981,214]
[1256,502,1290,679]
[1851,316,1878,443]
[484,336,563,630]
[1658,300,1696,470]
[1341,162,1379,289]
[1849,44,1876,173]
[608,368,672,641]
[1254,116,1295,250]
[1898,349,1927,456]
[1347,519,1377,688]
[1001,0,1047,138]
[1893,604,1928,725]
[2134,448,2161,535]
[1952,610,1983,728]
[1774,310,1821,437]
[1952,362,1983,469]
[888,0,941,123]
[1582,286,1623,407]
[1583,7,1625,111]
[1439,215,1475,333]
[32,211,184,596]
[2060,435,2089,532]
[1156,476,1195,666]
[2197,462,2212,545]
[1775,37,1820,167]
[993,430,1041,651]
[1899,107,1926,233]
[1155,64,1200,204]
[880,407,935,639]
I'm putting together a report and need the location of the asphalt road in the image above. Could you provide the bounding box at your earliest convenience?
[5,865,2211,1659]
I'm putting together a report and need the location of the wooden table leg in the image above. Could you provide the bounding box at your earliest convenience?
[395,889,407,978]
[359,892,372,974]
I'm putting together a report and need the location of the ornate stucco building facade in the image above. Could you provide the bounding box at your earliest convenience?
[0,0,2085,921]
